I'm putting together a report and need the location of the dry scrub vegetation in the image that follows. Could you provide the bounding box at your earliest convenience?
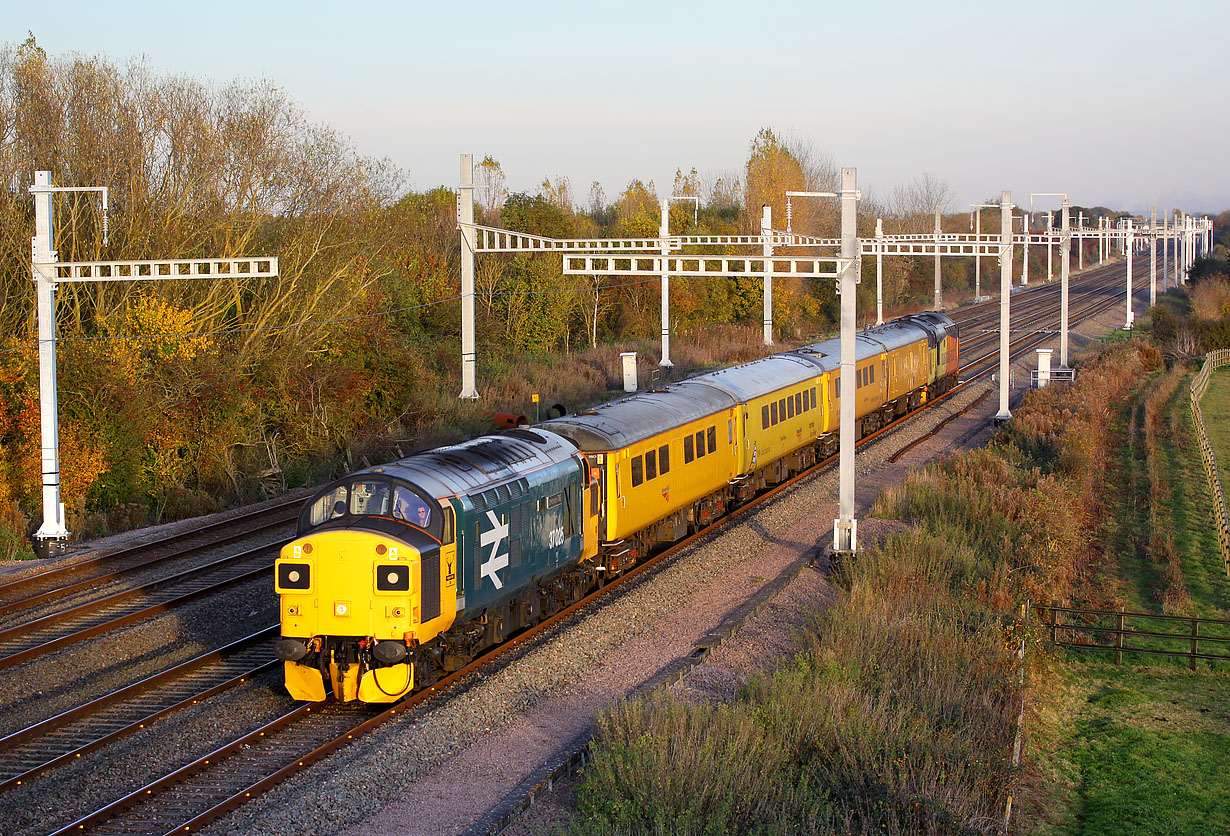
[572,340,1165,835]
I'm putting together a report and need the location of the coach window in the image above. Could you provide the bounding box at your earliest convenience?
[771,401,778,425]
[646,448,658,480]
[834,376,840,397]
[761,404,770,429]
[795,392,803,414]
[695,430,707,457]
[707,426,717,454]
[779,397,787,419]
[631,456,644,487]
[659,445,670,474]
[787,395,795,419]
[684,435,695,463]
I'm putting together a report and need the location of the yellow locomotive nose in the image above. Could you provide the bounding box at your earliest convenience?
[275,530,420,702]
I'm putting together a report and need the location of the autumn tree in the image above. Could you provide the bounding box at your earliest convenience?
[616,179,659,237]
[475,155,508,218]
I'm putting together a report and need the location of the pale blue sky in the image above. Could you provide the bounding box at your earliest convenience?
[9,0,1227,214]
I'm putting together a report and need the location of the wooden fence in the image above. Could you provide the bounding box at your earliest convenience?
[1036,604,1230,669]
[1188,348,1230,577]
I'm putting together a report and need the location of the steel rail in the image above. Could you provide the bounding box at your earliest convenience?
[0,515,293,623]
[0,499,299,609]
[0,551,276,671]
[0,655,277,792]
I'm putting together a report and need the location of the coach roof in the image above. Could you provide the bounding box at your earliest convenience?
[541,380,736,450]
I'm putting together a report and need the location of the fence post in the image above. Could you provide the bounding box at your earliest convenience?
[1191,619,1199,671]
[1116,608,1125,665]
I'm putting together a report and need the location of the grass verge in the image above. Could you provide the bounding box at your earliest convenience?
[1032,664,1230,836]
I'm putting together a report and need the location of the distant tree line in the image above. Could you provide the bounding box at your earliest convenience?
[0,36,1159,551]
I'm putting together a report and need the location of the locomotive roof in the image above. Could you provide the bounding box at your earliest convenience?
[540,380,736,451]
[354,428,580,499]
[690,354,820,402]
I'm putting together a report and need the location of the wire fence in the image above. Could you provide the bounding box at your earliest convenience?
[1188,348,1230,578]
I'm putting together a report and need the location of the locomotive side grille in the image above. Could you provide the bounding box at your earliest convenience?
[422,550,441,622]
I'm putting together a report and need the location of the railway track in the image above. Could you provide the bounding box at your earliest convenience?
[0,628,278,792]
[34,259,1154,836]
[0,544,278,671]
[0,500,298,624]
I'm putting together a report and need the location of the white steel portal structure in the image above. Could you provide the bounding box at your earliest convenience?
[29,171,278,552]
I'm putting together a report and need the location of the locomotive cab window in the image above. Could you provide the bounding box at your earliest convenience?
[392,485,432,528]
[309,485,349,525]
[350,480,389,516]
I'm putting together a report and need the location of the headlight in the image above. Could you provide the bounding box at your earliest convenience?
[376,564,410,592]
[277,562,311,591]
